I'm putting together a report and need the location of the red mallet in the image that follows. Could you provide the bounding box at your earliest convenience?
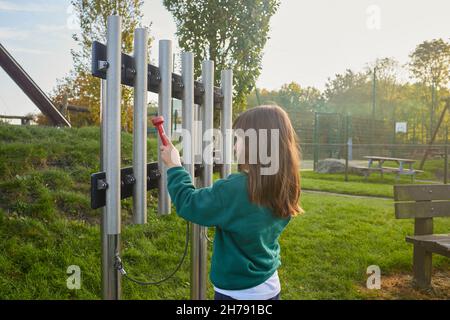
[151,116,169,146]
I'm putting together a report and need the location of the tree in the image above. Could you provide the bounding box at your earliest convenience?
[366,57,402,121]
[409,39,450,136]
[49,0,151,129]
[247,82,324,113]
[323,69,371,116]
[163,0,280,113]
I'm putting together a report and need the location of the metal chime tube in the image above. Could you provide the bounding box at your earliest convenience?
[104,15,122,299]
[181,52,195,178]
[158,40,172,215]
[191,60,215,300]
[202,61,215,192]
[100,79,108,299]
[181,52,201,300]
[132,28,148,224]
[220,70,233,178]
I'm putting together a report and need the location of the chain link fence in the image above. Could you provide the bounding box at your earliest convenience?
[287,110,449,182]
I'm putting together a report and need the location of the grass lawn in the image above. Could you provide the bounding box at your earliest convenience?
[300,171,406,198]
[1,192,449,299]
[0,124,448,299]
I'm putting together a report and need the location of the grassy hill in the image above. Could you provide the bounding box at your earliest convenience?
[0,124,192,299]
[0,124,448,299]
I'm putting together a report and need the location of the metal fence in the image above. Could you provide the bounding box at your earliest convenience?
[286,109,449,177]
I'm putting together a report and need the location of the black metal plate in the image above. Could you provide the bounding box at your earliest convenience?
[91,41,223,108]
[90,162,223,209]
[90,162,160,209]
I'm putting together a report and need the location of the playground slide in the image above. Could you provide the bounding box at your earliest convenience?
[0,43,70,127]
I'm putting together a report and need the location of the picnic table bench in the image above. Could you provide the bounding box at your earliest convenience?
[394,184,450,288]
[353,156,423,182]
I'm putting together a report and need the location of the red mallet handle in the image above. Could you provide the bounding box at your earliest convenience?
[151,116,169,146]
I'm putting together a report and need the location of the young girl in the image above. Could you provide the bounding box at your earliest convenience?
[160,104,303,300]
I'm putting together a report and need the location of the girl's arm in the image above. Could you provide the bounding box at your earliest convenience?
[167,166,228,227]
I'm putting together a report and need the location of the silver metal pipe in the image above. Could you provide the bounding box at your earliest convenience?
[182,52,204,300]
[220,70,233,178]
[202,60,214,186]
[100,79,108,299]
[191,101,207,300]
[104,234,121,300]
[190,224,205,300]
[132,28,148,225]
[194,104,202,165]
[181,52,195,177]
[157,40,172,215]
[103,15,122,299]
[190,60,215,300]
[105,15,122,235]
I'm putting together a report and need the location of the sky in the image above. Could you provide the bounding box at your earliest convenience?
[0,0,450,118]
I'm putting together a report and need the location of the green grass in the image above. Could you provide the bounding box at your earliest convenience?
[302,175,393,198]
[300,171,428,198]
[282,194,450,299]
[1,192,449,299]
[0,124,449,299]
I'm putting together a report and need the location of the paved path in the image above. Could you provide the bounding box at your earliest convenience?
[302,189,392,201]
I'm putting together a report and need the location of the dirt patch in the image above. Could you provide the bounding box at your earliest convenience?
[358,271,450,300]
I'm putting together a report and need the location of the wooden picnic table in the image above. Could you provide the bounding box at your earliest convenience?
[355,156,423,181]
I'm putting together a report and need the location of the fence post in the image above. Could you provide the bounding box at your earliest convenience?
[392,120,397,158]
[313,112,319,171]
[344,115,349,182]
[445,126,448,184]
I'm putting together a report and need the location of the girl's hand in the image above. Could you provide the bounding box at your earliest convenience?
[159,135,182,169]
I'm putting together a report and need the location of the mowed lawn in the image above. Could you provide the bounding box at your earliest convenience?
[1,191,449,299]
[300,171,438,199]
[0,125,449,299]
[282,193,449,299]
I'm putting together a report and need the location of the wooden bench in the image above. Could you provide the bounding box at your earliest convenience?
[394,184,450,288]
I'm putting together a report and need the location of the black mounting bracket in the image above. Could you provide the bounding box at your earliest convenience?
[90,162,223,209]
[91,41,223,108]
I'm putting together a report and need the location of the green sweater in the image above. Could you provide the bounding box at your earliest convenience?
[167,166,290,290]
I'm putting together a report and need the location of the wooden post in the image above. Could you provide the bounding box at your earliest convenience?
[413,217,433,288]
[445,126,448,185]
[344,115,349,182]
[313,112,319,171]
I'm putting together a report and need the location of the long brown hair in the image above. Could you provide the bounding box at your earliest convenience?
[233,105,304,218]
